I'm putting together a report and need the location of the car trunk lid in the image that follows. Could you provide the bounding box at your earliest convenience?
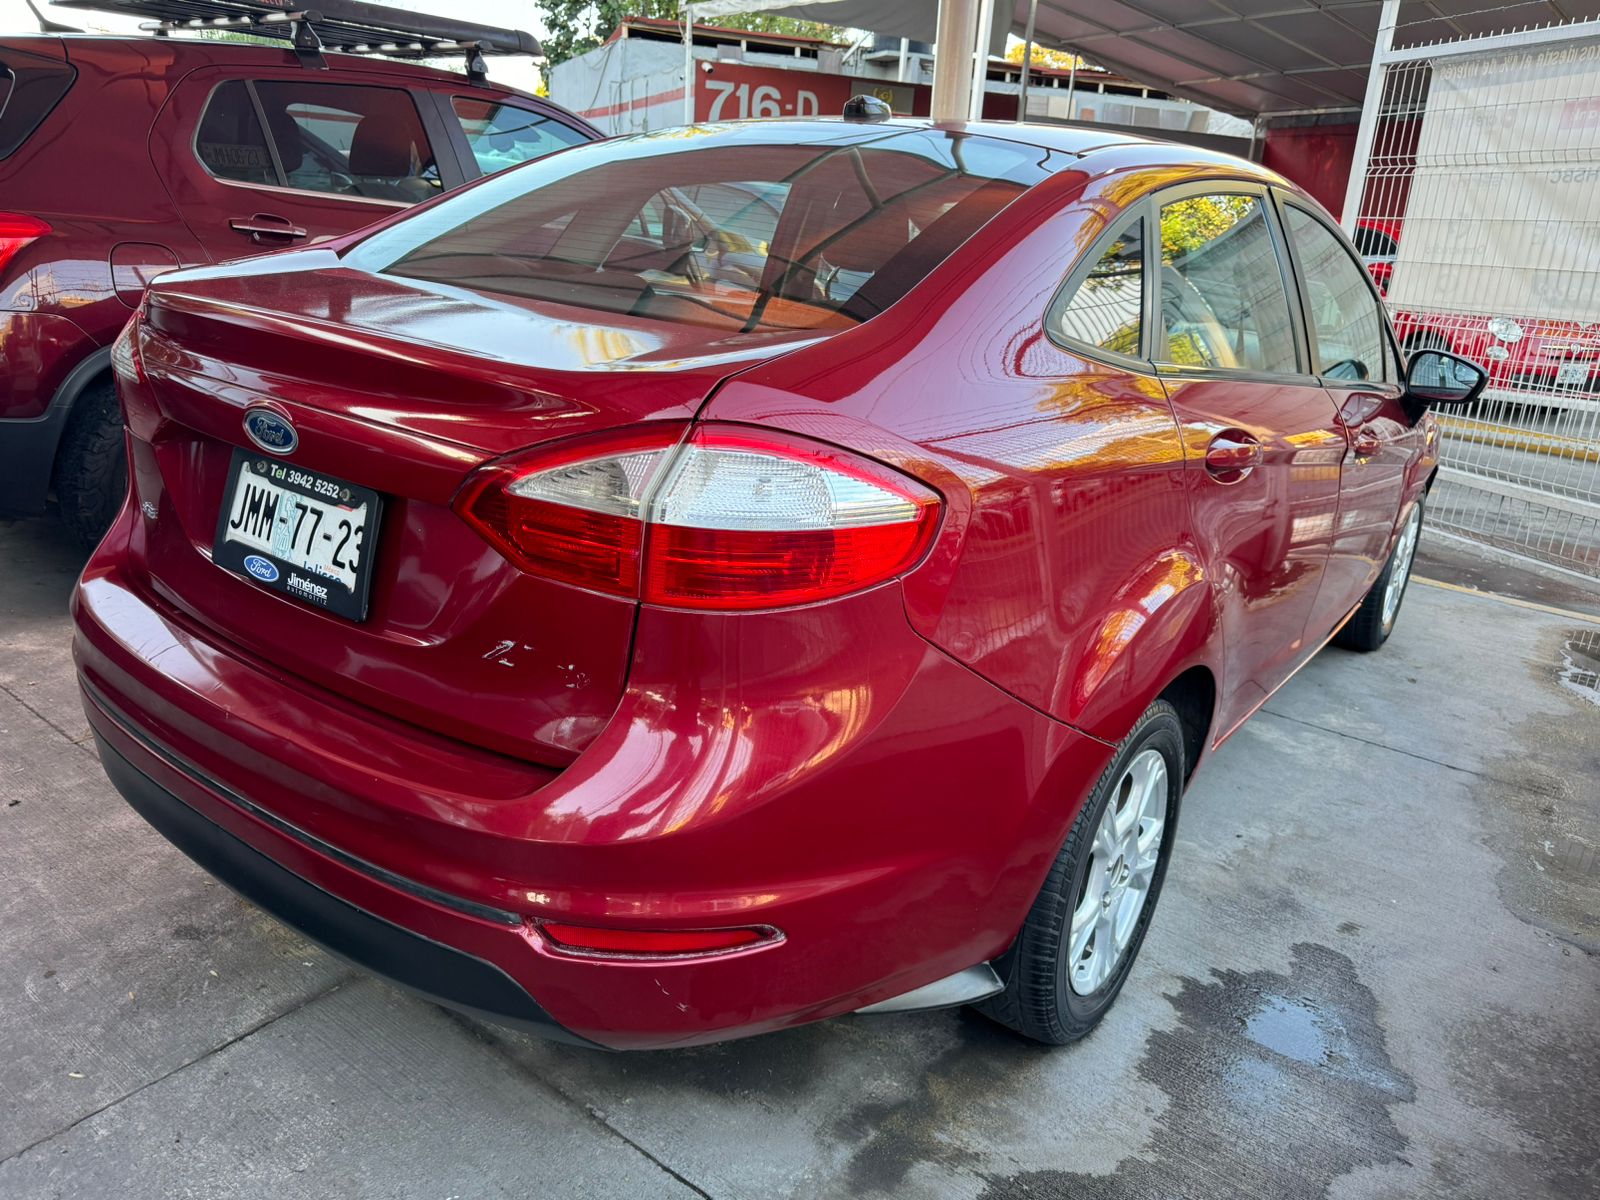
[131,252,826,766]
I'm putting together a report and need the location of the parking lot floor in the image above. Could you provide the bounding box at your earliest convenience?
[2,515,1597,1200]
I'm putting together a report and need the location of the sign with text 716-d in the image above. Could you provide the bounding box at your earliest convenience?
[694,63,916,123]
[212,450,382,621]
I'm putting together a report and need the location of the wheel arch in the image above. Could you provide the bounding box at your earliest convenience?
[0,345,113,518]
[48,348,117,484]
[1066,547,1225,767]
[1157,665,1217,781]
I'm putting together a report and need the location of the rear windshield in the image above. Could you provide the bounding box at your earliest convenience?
[0,48,76,159]
[349,125,1057,332]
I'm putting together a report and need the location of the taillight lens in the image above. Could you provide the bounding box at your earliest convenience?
[455,424,941,611]
[110,314,146,388]
[0,212,49,277]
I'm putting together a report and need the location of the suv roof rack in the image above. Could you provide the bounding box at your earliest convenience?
[51,0,540,80]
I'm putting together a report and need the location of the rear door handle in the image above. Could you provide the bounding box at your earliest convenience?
[229,213,308,243]
[1204,432,1262,483]
[1351,426,1381,457]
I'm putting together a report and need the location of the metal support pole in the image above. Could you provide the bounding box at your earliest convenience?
[931,0,977,121]
[1341,0,1398,233]
[969,0,994,120]
[1065,53,1078,120]
[1016,0,1038,123]
[682,3,695,124]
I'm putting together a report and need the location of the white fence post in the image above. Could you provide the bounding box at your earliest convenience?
[682,4,695,124]
[1341,0,1398,233]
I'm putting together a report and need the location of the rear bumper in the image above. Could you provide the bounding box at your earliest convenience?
[75,505,1113,1048]
[92,716,595,1046]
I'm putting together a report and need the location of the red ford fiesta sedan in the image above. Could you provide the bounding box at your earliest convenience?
[73,117,1487,1049]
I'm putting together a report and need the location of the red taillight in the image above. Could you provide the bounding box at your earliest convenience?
[538,922,777,958]
[454,423,941,611]
[453,425,678,597]
[644,521,935,611]
[110,314,146,388]
[0,212,49,277]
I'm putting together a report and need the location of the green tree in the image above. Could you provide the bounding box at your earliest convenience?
[1003,43,1082,71]
[1159,194,1255,263]
[538,2,841,68]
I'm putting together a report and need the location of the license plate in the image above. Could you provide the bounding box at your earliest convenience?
[212,449,381,621]
[1557,361,1590,387]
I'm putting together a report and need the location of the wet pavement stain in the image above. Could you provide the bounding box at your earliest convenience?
[1443,1005,1600,1198]
[977,943,1416,1200]
[832,1012,1057,1195]
[1558,628,1600,706]
[1473,627,1600,951]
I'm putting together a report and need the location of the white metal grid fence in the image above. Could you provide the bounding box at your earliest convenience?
[1350,22,1600,577]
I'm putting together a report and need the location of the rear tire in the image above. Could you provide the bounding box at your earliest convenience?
[1334,498,1423,653]
[55,379,127,550]
[976,700,1184,1045]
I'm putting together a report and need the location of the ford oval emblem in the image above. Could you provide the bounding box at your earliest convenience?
[243,408,297,455]
[243,554,279,582]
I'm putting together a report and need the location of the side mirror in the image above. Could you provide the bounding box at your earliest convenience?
[1406,349,1488,406]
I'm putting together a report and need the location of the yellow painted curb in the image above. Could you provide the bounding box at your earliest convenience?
[1413,576,1600,626]
[1437,415,1600,465]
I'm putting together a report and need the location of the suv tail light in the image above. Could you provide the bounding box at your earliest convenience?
[455,424,941,611]
[110,313,147,387]
[0,212,49,277]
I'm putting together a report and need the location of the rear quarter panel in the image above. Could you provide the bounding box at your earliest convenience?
[706,164,1221,750]
[1,39,203,356]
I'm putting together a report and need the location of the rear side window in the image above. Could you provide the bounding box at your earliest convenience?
[1157,193,1299,375]
[450,97,587,175]
[1050,218,1144,358]
[357,128,1052,332]
[0,49,77,159]
[256,81,439,203]
[1284,206,1392,383]
[195,80,275,185]
[195,79,440,204]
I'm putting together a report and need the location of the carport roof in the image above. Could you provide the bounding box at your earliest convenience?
[1005,0,1600,118]
[694,0,1600,118]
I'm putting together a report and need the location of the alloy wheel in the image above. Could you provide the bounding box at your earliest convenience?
[1382,504,1422,629]
[1068,748,1168,996]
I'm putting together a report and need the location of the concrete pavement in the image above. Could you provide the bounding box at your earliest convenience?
[2,514,1597,1199]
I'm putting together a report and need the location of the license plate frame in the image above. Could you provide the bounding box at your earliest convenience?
[212,449,382,622]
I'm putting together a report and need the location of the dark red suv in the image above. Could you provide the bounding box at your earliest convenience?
[0,21,596,544]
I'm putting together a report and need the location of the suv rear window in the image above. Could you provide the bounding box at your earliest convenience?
[0,48,77,159]
[450,96,587,175]
[353,127,1054,332]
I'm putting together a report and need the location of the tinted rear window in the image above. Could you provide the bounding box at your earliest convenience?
[350,126,1056,332]
[0,48,76,159]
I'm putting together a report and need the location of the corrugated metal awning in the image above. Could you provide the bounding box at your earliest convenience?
[694,0,1600,117]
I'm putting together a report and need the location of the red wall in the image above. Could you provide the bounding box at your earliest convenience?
[1263,119,1421,222]
[1262,123,1357,216]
